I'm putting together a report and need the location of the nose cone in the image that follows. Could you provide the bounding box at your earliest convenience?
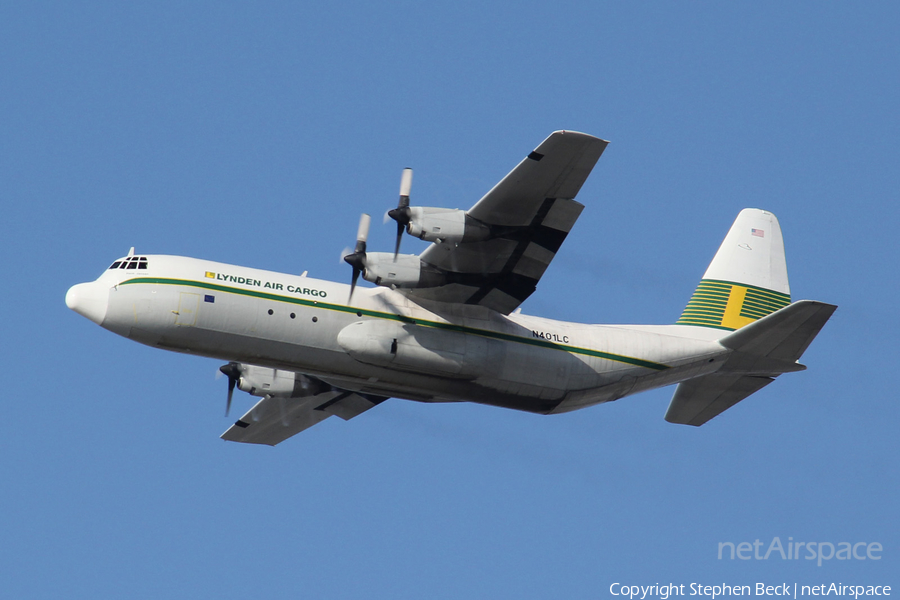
[66,282,109,325]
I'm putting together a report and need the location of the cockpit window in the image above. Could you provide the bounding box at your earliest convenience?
[109,256,149,270]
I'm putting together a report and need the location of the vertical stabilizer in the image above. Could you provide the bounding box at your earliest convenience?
[677,209,790,331]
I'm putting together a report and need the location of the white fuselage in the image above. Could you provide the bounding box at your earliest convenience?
[67,255,730,414]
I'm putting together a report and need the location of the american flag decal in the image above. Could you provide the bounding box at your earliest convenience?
[751,228,765,238]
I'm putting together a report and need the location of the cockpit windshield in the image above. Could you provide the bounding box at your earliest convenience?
[109,256,149,270]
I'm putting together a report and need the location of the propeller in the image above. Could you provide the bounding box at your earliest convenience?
[387,168,413,258]
[343,213,371,303]
[219,362,242,417]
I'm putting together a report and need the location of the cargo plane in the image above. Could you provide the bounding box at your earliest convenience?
[65,131,836,445]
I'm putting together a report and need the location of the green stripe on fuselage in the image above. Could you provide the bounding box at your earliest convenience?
[120,277,670,371]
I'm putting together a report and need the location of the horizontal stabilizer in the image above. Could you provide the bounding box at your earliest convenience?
[666,300,836,426]
[719,300,837,364]
[665,374,774,426]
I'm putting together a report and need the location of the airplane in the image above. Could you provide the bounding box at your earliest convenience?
[65,131,836,446]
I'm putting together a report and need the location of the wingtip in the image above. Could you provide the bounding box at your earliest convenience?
[551,130,610,144]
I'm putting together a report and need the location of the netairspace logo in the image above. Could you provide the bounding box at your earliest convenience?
[718,537,882,567]
[609,583,892,600]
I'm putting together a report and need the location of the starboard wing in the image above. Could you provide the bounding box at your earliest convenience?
[407,130,608,314]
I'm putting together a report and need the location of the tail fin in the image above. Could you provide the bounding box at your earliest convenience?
[677,209,791,331]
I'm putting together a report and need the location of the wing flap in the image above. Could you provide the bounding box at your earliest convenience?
[314,391,384,421]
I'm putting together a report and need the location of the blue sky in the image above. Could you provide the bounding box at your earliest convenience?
[1,2,897,598]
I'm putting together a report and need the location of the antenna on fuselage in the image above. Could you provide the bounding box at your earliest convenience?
[127,247,135,257]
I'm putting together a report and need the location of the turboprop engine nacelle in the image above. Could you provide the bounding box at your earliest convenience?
[237,364,329,398]
[337,319,498,378]
[406,207,490,244]
[362,253,446,288]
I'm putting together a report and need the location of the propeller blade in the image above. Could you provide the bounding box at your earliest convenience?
[218,362,242,417]
[348,263,361,302]
[356,213,371,248]
[399,167,413,201]
[388,168,413,258]
[394,221,404,258]
[344,213,370,303]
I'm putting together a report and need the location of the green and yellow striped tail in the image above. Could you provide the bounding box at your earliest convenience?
[677,279,790,331]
